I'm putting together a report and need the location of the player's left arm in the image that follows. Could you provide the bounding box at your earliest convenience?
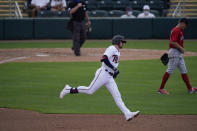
[101,55,116,70]
[101,55,119,78]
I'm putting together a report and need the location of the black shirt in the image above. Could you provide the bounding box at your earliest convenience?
[68,2,87,22]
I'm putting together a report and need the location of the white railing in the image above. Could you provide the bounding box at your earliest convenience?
[172,0,185,17]
[15,1,23,18]
[9,0,12,17]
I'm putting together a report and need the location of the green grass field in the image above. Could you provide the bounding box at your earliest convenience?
[0,40,197,115]
[1,39,197,52]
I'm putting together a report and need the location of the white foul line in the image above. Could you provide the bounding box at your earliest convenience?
[0,56,28,64]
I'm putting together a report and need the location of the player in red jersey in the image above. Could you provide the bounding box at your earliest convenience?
[158,18,197,95]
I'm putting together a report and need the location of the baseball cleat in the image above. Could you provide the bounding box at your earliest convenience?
[158,89,169,95]
[188,87,197,94]
[126,111,140,121]
[59,85,71,99]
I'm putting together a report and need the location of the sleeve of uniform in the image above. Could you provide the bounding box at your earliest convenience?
[171,29,180,42]
[104,46,114,58]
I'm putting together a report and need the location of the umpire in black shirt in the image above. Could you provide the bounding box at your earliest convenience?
[68,0,91,56]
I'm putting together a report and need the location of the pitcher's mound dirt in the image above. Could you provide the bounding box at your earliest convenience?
[0,48,197,63]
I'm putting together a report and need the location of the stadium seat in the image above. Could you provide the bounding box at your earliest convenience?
[150,10,160,17]
[132,10,141,17]
[53,11,69,17]
[161,9,168,17]
[37,10,53,17]
[146,0,164,10]
[112,0,127,10]
[85,0,98,10]
[128,0,146,10]
[108,10,125,17]
[97,0,114,10]
[89,10,108,17]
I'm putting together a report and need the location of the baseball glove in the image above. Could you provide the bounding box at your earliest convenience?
[160,53,169,66]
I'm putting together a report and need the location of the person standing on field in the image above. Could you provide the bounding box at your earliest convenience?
[158,18,197,95]
[60,35,140,121]
[68,0,91,56]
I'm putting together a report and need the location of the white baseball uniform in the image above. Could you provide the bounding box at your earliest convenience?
[71,45,132,117]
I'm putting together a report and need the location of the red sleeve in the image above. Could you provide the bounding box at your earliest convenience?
[171,28,180,42]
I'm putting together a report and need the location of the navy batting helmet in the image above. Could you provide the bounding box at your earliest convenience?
[112,35,126,45]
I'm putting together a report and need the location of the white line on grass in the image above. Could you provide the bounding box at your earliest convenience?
[0,56,28,64]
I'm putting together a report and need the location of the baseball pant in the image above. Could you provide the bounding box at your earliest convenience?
[77,68,131,116]
[167,48,187,74]
[72,21,86,55]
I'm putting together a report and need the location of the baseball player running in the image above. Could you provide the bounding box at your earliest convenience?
[158,18,197,95]
[60,35,140,121]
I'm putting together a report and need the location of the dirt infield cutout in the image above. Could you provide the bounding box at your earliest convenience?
[0,48,197,63]
[0,108,197,131]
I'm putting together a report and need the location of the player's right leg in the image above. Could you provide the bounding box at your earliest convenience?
[105,78,140,121]
[158,56,180,94]
[158,72,170,95]
[72,21,81,56]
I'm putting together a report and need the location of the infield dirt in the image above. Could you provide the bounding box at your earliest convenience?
[0,48,197,63]
[0,108,197,131]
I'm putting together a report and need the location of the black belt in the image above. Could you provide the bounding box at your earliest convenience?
[105,69,113,76]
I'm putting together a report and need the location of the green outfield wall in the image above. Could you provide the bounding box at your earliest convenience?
[0,18,197,40]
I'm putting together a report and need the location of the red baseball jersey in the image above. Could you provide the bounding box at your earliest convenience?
[169,27,184,48]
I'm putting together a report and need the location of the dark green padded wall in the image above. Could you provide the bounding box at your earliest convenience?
[87,19,113,39]
[152,18,177,38]
[4,19,33,39]
[0,18,197,40]
[184,18,197,39]
[0,19,3,40]
[113,19,152,39]
[152,18,197,39]
[34,19,71,39]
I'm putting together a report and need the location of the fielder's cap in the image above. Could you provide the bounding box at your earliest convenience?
[143,5,150,10]
[112,35,126,45]
[179,18,188,25]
